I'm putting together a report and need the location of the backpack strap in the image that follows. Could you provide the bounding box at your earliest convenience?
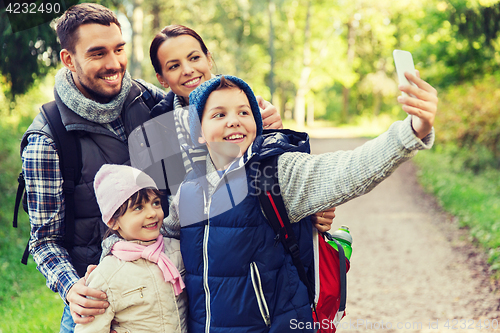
[14,101,82,265]
[13,172,25,229]
[255,155,316,306]
[40,101,81,253]
[324,233,347,312]
[134,79,157,110]
[13,172,30,263]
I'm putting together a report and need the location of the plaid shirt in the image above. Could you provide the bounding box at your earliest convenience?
[22,82,167,303]
[22,118,126,303]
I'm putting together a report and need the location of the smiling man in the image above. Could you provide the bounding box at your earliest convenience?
[20,4,168,332]
[60,22,127,103]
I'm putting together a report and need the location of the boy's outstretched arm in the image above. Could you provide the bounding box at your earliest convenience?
[398,71,438,139]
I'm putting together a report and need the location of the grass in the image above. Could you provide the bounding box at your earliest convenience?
[0,74,63,332]
[0,237,62,333]
[413,145,500,273]
[0,170,63,333]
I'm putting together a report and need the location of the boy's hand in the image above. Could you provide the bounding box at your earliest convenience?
[256,96,283,130]
[67,265,109,324]
[397,71,438,139]
[311,207,336,233]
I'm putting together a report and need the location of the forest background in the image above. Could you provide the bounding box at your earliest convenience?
[1,0,500,331]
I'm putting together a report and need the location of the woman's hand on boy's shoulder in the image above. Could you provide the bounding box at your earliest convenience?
[397,71,438,140]
[256,96,283,130]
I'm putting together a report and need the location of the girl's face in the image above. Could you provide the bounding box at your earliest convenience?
[109,195,164,241]
[155,35,213,99]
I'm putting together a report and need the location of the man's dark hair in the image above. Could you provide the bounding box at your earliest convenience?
[56,3,121,53]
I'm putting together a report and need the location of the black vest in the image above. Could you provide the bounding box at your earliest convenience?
[22,82,153,277]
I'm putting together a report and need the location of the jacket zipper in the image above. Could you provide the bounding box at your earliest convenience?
[250,262,271,327]
[202,160,253,332]
[204,196,211,333]
[122,286,146,298]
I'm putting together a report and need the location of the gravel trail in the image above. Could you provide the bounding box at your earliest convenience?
[310,137,500,333]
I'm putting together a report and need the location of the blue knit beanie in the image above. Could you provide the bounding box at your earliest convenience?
[188,75,263,143]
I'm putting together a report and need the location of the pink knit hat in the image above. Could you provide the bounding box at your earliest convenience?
[94,164,158,224]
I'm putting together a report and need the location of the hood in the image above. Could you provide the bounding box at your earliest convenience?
[252,129,310,161]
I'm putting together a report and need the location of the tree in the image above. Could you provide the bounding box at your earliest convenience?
[293,0,312,127]
[0,9,60,96]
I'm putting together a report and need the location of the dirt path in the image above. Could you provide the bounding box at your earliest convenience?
[310,137,500,333]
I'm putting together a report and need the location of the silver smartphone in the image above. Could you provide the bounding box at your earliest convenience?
[393,49,416,97]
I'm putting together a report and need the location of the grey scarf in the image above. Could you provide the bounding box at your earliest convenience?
[55,67,132,124]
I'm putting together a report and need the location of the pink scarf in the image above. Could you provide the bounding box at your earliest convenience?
[111,235,185,296]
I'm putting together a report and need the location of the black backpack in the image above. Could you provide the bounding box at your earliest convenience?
[12,81,159,264]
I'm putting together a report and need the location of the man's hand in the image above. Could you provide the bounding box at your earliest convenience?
[397,71,438,139]
[67,265,109,324]
[256,96,283,130]
[311,207,336,233]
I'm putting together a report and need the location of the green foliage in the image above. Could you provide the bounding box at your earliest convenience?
[412,0,500,87]
[0,73,62,332]
[0,124,61,333]
[434,74,500,169]
[414,145,500,271]
[0,6,60,96]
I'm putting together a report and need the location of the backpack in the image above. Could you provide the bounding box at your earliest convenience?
[12,80,159,265]
[256,154,350,333]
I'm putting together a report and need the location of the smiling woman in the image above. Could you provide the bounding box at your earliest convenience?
[151,26,213,104]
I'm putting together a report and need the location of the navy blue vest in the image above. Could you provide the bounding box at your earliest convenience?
[179,130,315,332]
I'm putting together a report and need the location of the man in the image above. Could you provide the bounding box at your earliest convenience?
[21,4,160,331]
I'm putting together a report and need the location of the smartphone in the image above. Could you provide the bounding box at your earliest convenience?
[393,49,416,97]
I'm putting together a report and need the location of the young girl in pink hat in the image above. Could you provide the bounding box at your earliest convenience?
[74,164,187,333]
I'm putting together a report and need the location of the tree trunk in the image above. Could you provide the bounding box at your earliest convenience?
[373,92,381,116]
[129,0,144,79]
[294,0,312,128]
[306,95,315,127]
[268,0,276,104]
[151,0,161,32]
[342,20,356,122]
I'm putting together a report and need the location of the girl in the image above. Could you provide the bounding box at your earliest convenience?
[74,164,187,333]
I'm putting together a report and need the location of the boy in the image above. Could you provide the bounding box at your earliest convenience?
[161,74,437,332]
